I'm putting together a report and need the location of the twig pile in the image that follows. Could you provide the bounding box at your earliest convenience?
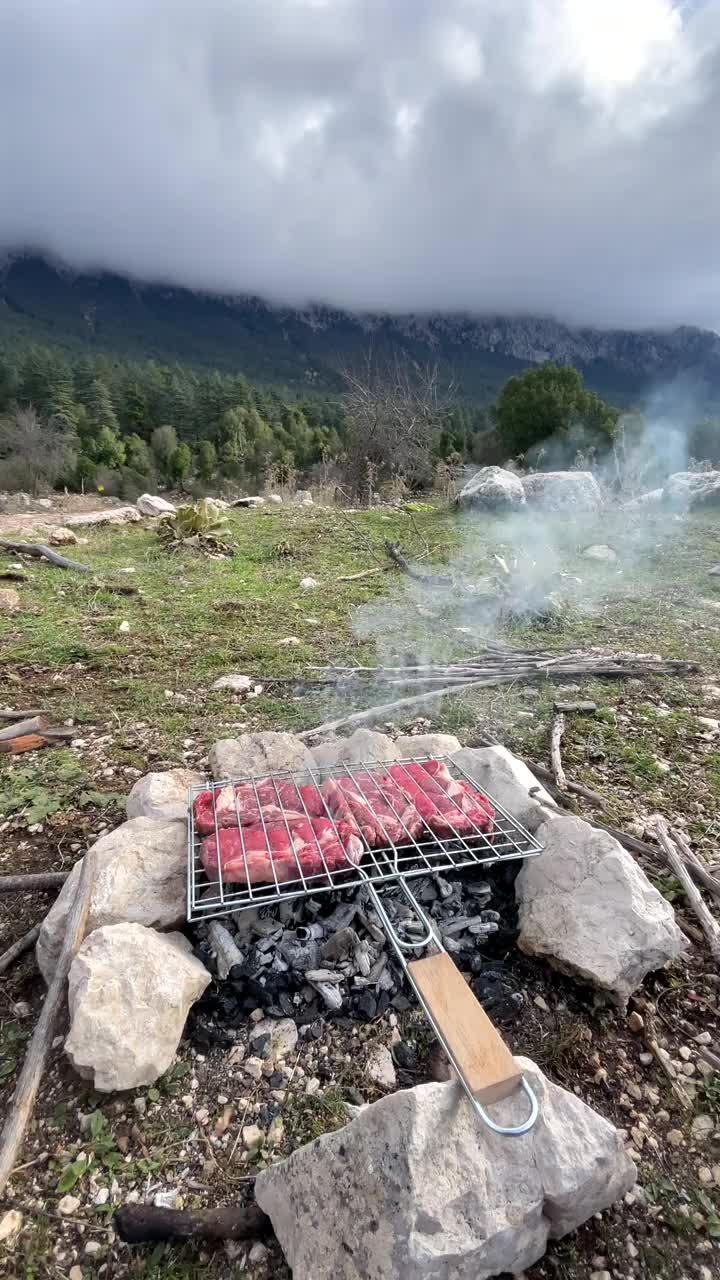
[0,709,75,756]
[301,649,698,739]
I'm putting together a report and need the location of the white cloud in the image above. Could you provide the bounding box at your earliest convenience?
[0,0,717,328]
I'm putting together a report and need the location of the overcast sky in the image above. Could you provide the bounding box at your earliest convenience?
[0,0,718,329]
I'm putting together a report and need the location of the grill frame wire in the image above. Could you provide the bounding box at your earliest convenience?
[186,754,543,922]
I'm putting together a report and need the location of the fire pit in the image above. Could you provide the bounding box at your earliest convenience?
[187,757,543,1135]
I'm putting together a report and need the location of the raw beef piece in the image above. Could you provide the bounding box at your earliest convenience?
[193,779,325,835]
[388,762,494,839]
[201,817,363,886]
[320,772,422,847]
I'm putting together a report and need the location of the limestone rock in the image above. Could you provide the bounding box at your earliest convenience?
[209,731,314,780]
[0,1211,22,1246]
[394,733,462,758]
[451,746,556,833]
[517,815,686,1004]
[136,493,176,517]
[299,576,318,590]
[211,674,254,694]
[664,471,720,508]
[624,488,663,509]
[126,769,202,822]
[267,494,283,505]
[47,526,78,546]
[65,506,141,527]
[0,589,20,611]
[65,924,210,1091]
[582,544,617,562]
[522,471,602,511]
[251,1017,299,1059]
[456,466,526,509]
[36,818,186,983]
[365,1044,397,1090]
[293,490,313,505]
[256,1056,635,1280]
[232,495,265,508]
[311,729,401,769]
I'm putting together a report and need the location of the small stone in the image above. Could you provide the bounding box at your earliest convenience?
[698,1166,714,1185]
[211,675,253,694]
[0,589,20,611]
[134,1096,146,1115]
[590,1272,611,1280]
[118,620,130,633]
[242,1124,265,1150]
[93,1188,109,1206]
[69,1268,83,1280]
[153,1189,182,1209]
[533,995,549,1012]
[0,1211,22,1245]
[267,1116,284,1147]
[84,1241,102,1257]
[626,1239,639,1259]
[57,1195,81,1217]
[249,1242,269,1264]
[194,1107,210,1125]
[694,1031,712,1046]
[305,1077,321,1096]
[638,1052,653,1066]
[678,1045,692,1061]
[681,1062,695,1076]
[627,1011,644,1033]
[243,1057,263,1081]
[365,1044,397,1090]
[299,577,319,590]
[713,1165,720,1185]
[699,1268,713,1280]
[667,1129,684,1147]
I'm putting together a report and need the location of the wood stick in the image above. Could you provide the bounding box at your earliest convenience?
[0,872,68,895]
[0,709,47,722]
[645,1035,693,1110]
[0,924,41,976]
[0,539,92,573]
[336,567,386,582]
[549,712,567,790]
[553,701,597,714]
[298,676,496,739]
[651,820,720,961]
[698,1046,720,1072]
[113,1202,270,1244]
[0,851,95,1195]
[0,734,52,755]
[207,921,244,980]
[0,716,48,742]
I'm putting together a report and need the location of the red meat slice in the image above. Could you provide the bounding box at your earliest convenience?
[193,779,325,835]
[201,817,363,886]
[388,762,494,839]
[320,772,422,847]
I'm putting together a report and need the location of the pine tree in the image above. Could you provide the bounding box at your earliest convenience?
[125,433,153,475]
[88,378,119,434]
[170,443,192,487]
[197,439,217,482]
[151,424,178,478]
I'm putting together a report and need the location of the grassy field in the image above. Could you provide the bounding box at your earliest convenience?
[1,498,720,1279]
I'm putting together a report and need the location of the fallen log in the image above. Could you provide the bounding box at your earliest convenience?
[549,712,567,790]
[651,819,720,962]
[113,1202,270,1244]
[298,677,494,739]
[0,872,68,894]
[0,851,95,1195]
[0,734,52,755]
[0,539,92,573]
[0,709,48,722]
[0,923,41,976]
[0,716,48,742]
[553,701,597,714]
[336,567,386,582]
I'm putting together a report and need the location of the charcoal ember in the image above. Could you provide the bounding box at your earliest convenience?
[186,1011,234,1049]
[354,990,378,1021]
[481,910,501,923]
[250,1032,273,1059]
[391,993,412,1012]
[375,989,391,1018]
[393,1041,418,1071]
[269,1071,285,1088]
[321,927,360,962]
[472,968,523,1026]
[279,934,321,971]
[193,941,214,968]
[346,1086,366,1106]
[278,992,296,1017]
[317,1060,333,1081]
[296,1003,322,1026]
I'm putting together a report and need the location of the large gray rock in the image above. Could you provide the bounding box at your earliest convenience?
[517,815,686,1004]
[451,746,555,833]
[664,471,720,508]
[126,769,202,822]
[64,506,141,527]
[36,819,186,983]
[394,733,462,759]
[209,731,314,780]
[456,466,526,509]
[256,1056,635,1280]
[65,924,210,1091]
[624,488,663,509]
[522,471,602,511]
[136,493,176,517]
[311,729,401,769]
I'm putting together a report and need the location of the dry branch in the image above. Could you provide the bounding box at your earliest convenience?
[298,677,494,739]
[0,734,52,755]
[336,567,385,582]
[549,713,567,790]
[0,851,95,1195]
[0,709,47,721]
[553,701,597,714]
[0,872,68,895]
[0,923,41,976]
[113,1202,270,1244]
[651,819,720,962]
[0,716,48,742]
[0,539,92,573]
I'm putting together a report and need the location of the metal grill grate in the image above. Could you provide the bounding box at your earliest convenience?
[186,755,543,922]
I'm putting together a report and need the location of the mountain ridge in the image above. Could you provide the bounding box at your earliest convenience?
[1,253,719,405]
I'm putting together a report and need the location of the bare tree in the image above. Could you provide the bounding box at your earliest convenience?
[339,350,455,502]
[0,407,77,495]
